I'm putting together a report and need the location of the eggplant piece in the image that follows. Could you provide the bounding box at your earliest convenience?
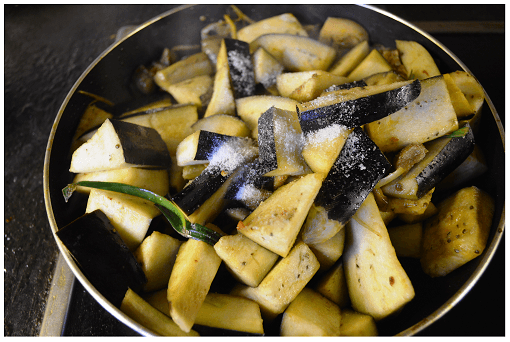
[224,159,274,210]
[190,114,250,138]
[204,39,236,117]
[70,119,172,173]
[153,51,214,90]
[237,13,308,44]
[165,74,213,110]
[235,95,299,138]
[328,40,370,77]
[56,210,147,307]
[347,48,392,81]
[297,79,421,134]
[314,127,391,225]
[257,106,310,177]
[365,75,459,152]
[176,130,255,167]
[173,133,258,214]
[395,40,441,80]
[382,123,475,200]
[252,47,284,95]
[224,38,256,99]
[249,34,337,72]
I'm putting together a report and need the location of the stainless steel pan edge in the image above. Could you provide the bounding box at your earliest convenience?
[43,4,505,336]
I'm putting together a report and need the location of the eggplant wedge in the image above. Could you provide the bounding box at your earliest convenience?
[153,51,214,90]
[70,119,172,173]
[224,159,274,210]
[119,104,198,156]
[249,33,337,72]
[176,130,256,167]
[365,75,459,152]
[237,173,323,258]
[173,134,258,214]
[224,38,257,99]
[343,193,415,321]
[382,123,475,200]
[56,210,147,307]
[190,114,250,138]
[297,79,421,134]
[301,127,391,244]
[237,13,309,44]
[257,106,310,177]
[204,39,236,117]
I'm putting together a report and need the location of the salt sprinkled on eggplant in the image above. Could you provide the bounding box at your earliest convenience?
[208,136,258,172]
[304,123,350,147]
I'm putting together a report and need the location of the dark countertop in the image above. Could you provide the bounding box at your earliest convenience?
[4,4,505,337]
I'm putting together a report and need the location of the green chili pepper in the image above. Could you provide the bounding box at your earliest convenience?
[62,181,223,245]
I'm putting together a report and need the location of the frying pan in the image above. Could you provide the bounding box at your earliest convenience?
[43,4,505,336]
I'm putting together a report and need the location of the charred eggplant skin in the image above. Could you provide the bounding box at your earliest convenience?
[298,79,421,133]
[111,119,172,168]
[416,123,475,197]
[56,210,147,307]
[315,127,391,224]
[224,38,257,99]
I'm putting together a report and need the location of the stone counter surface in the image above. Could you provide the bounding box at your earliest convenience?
[4,4,504,336]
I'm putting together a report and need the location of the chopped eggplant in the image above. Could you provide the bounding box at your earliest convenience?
[237,13,308,43]
[257,106,310,177]
[56,210,147,307]
[395,40,441,80]
[313,127,391,226]
[204,39,236,117]
[173,133,258,214]
[70,119,172,173]
[154,51,214,90]
[224,159,274,210]
[119,104,198,156]
[347,48,393,81]
[343,193,415,321]
[382,123,475,199]
[252,47,284,94]
[235,95,299,138]
[297,79,421,134]
[237,173,323,257]
[250,33,337,72]
[224,38,256,98]
[176,130,252,166]
[365,75,459,152]
[328,40,370,77]
[165,74,213,110]
[190,114,250,137]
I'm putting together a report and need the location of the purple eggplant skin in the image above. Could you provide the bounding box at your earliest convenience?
[315,127,391,224]
[56,210,147,308]
[416,123,475,198]
[110,119,172,169]
[192,130,242,162]
[298,79,421,134]
[256,107,278,174]
[224,159,274,205]
[172,165,230,215]
[224,38,256,99]
[323,79,367,93]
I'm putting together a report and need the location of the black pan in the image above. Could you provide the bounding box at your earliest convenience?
[44,4,505,336]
